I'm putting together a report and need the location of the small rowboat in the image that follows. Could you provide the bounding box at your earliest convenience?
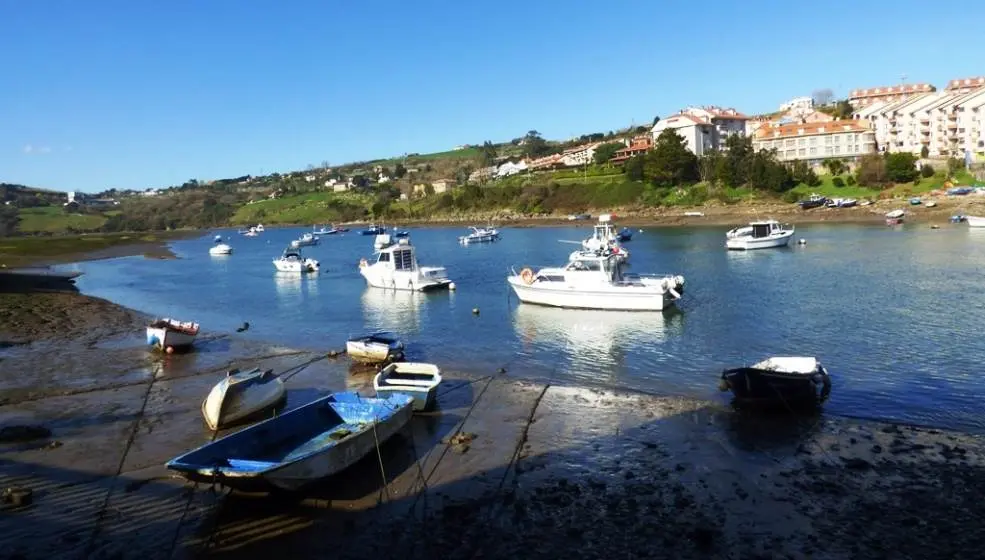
[720,356,831,409]
[346,332,404,364]
[202,368,286,431]
[146,318,199,352]
[373,362,442,411]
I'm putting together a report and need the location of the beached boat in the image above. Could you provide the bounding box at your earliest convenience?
[166,391,415,492]
[683,211,705,217]
[966,216,985,228]
[925,201,938,208]
[201,368,286,431]
[346,332,404,364]
[459,226,500,245]
[948,186,974,196]
[373,362,442,412]
[910,197,922,206]
[146,318,200,352]
[826,198,857,208]
[725,219,795,251]
[719,356,831,409]
[507,250,684,311]
[885,209,905,226]
[273,246,319,273]
[798,194,827,210]
[359,237,453,292]
[291,232,319,248]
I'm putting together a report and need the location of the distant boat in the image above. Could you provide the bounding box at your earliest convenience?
[166,391,415,492]
[616,227,633,242]
[948,186,974,196]
[798,194,828,209]
[966,216,985,228]
[201,368,286,431]
[683,211,705,217]
[346,332,404,364]
[910,197,922,205]
[885,209,905,226]
[291,232,319,248]
[146,318,199,352]
[359,237,453,292]
[725,220,794,250]
[361,224,387,235]
[209,237,233,255]
[312,225,338,236]
[720,356,831,409]
[374,362,442,412]
[273,246,319,273]
[459,226,500,245]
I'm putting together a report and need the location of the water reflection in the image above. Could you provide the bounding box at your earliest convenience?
[273,272,303,299]
[360,288,425,333]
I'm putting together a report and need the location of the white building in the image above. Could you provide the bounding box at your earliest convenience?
[752,120,877,167]
[559,143,599,167]
[497,160,528,177]
[849,83,936,108]
[468,166,497,183]
[651,106,749,155]
[779,96,813,112]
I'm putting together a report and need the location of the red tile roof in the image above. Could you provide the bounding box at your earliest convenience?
[754,120,871,140]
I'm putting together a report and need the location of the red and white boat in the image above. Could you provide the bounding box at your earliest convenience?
[146,318,200,352]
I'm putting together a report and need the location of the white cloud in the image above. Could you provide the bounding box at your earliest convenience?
[22,144,53,155]
[23,144,33,154]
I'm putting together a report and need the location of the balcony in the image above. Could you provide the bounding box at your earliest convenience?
[948,122,958,129]
[920,138,930,144]
[919,118,930,124]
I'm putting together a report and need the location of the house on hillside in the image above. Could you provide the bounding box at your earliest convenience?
[652,106,749,155]
[431,179,455,193]
[609,136,653,164]
[527,153,564,171]
[752,119,876,169]
[560,143,600,167]
[496,160,528,178]
[469,166,498,183]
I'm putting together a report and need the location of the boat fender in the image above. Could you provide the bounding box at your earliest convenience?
[520,268,535,285]
[668,287,681,300]
[359,258,368,268]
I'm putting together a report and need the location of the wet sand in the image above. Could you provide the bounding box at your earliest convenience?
[3,295,985,559]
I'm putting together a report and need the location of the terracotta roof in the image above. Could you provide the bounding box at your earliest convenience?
[946,76,985,90]
[754,120,872,140]
[849,83,935,98]
[562,142,601,155]
[702,107,749,120]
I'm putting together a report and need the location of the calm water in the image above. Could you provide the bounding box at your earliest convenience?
[64,223,985,432]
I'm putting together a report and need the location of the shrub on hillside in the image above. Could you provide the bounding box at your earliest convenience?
[855,154,888,187]
[885,152,918,183]
[782,191,801,203]
[846,175,856,186]
[832,177,845,187]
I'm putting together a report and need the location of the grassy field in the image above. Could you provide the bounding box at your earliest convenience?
[789,170,979,200]
[0,231,193,267]
[230,191,373,225]
[17,206,107,233]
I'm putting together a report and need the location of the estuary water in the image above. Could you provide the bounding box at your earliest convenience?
[66,223,985,432]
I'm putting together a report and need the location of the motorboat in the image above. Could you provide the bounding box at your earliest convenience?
[166,391,414,492]
[374,232,394,250]
[459,226,500,245]
[507,250,684,311]
[580,214,629,262]
[201,367,286,431]
[826,198,857,208]
[255,224,265,232]
[312,225,338,236]
[373,362,442,412]
[242,227,259,237]
[394,230,409,238]
[359,237,453,292]
[683,211,705,217]
[361,224,387,235]
[273,246,319,273]
[966,216,985,228]
[948,186,974,196]
[616,227,633,242]
[209,237,233,255]
[146,318,199,352]
[885,209,905,226]
[725,220,795,250]
[719,356,831,409]
[291,232,320,248]
[798,194,827,209]
[951,215,967,223]
[346,332,405,364]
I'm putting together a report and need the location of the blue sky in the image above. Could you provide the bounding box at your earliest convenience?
[3,0,984,192]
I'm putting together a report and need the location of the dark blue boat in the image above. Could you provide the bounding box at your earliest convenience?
[394,230,409,238]
[360,225,387,235]
[616,227,633,242]
[720,357,831,410]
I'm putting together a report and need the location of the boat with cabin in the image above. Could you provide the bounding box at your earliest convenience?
[361,224,387,235]
[359,237,453,291]
[507,250,684,311]
[719,356,831,409]
[291,232,319,248]
[374,362,442,412]
[273,246,319,273]
[885,209,905,226]
[346,332,405,364]
[209,236,233,255]
[798,194,828,209]
[725,219,795,250]
[201,367,286,431]
[459,226,500,245]
[166,391,415,492]
[581,214,630,262]
[146,318,200,352]
[312,225,338,236]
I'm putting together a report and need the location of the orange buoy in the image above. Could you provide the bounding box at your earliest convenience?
[165,346,174,354]
[520,268,535,285]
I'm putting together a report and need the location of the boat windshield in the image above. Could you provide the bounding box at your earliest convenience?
[393,249,414,270]
[377,252,391,263]
[566,259,601,272]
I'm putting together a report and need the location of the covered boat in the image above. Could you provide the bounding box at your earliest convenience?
[346,332,404,364]
[361,224,387,235]
[725,219,795,250]
[201,368,286,431]
[146,318,199,352]
[885,209,905,226]
[273,246,319,273]
[167,392,414,492]
[719,356,831,409]
[373,362,442,411]
[359,237,453,292]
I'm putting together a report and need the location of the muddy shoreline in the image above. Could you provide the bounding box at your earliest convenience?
[3,293,985,558]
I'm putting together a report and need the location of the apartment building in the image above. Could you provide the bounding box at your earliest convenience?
[651,106,748,155]
[849,83,935,108]
[752,120,876,167]
[945,76,985,95]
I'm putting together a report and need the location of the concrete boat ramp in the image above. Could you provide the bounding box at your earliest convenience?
[4,341,985,559]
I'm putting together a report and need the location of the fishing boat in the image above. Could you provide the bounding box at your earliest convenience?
[925,201,938,208]
[290,232,320,248]
[166,391,415,492]
[146,318,200,352]
[798,194,828,210]
[725,219,795,250]
[966,216,985,228]
[507,250,684,311]
[885,209,905,226]
[273,246,319,273]
[361,224,387,235]
[374,232,394,250]
[826,198,857,208]
[346,332,404,364]
[312,225,338,236]
[719,356,831,409]
[201,368,286,431]
[209,237,233,255]
[579,214,629,262]
[459,226,500,245]
[373,362,442,412]
[359,237,453,292]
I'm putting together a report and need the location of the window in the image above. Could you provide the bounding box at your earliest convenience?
[809,147,817,155]
[377,252,390,263]
[809,137,817,146]
[785,139,794,147]
[798,148,806,156]
[825,136,832,145]
[835,146,841,154]
[798,138,806,146]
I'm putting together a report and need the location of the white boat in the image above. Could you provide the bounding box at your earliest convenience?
[507,251,684,311]
[346,332,404,364]
[925,201,938,208]
[209,236,233,255]
[312,225,338,236]
[459,226,500,245]
[255,224,265,232]
[826,198,857,208]
[243,228,258,237]
[291,232,319,248]
[273,246,319,273]
[373,362,442,412]
[683,211,705,217]
[374,232,394,250]
[725,220,795,250]
[201,368,286,431]
[146,318,200,352]
[885,209,905,225]
[359,237,453,292]
[966,216,985,228]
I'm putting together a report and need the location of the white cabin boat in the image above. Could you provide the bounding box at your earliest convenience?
[374,232,394,250]
[255,224,265,232]
[966,215,985,228]
[359,238,453,292]
[581,214,629,261]
[273,246,319,273]
[346,332,404,364]
[201,368,286,431]
[374,362,442,412]
[725,220,794,250]
[146,318,200,352]
[507,251,684,311]
[290,232,319,248]
[459,226,500,245]
[209,237,233,255]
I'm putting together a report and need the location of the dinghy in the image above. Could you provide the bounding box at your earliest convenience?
[166,391,414,492]
[373,362,442,411]
[146,318,199,352]
[201,368,286,431]
[346,332,404,364]
[719,356,831,409]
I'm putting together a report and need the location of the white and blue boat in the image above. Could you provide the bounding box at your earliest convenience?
[346,331,405,364]
[166,391,414,492]
[374,362,442,412]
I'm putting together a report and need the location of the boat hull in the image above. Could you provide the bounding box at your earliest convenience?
[346,340,404,364]
[360,268,452,292]
[725,231,794,250]
[146,327,197,350]
[373,363,441,412]
[209,244,233,255]
[721,366,831,409]
[507,277,677,311]
[273,259,319,273]
[201,369,286,431]
[966,216,985,228]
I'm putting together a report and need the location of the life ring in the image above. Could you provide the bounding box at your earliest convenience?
[359,258,368,268]
[520,268,535,285]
